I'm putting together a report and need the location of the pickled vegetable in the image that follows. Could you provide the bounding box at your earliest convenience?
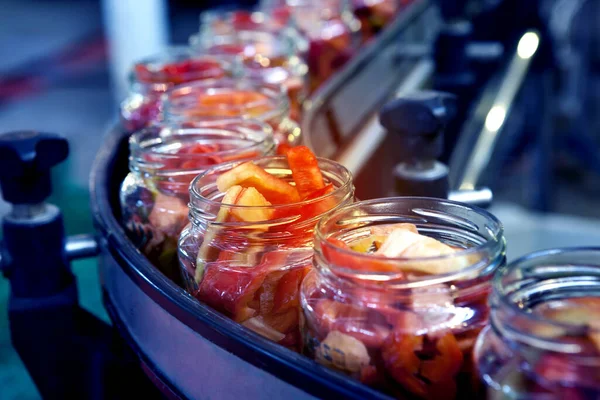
[303,219,492,399]
[187,148,352,351]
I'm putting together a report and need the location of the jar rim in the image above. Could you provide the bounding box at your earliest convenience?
[189,155,354,211]
[129,120,275,175]
[129,46,231,92]
[162,77,289,123]
[199,9,289,31]
[492,247,600,348]
[314,197,505,283]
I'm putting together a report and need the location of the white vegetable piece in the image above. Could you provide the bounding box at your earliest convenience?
[375,228,424,258]
[315,331,371,373]
[375,227,471,275]
[148,192,189,236]
[242,317,286,342]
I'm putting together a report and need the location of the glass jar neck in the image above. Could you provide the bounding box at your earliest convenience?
[162,79,290,126]
[128,48,230,96]
[313,197,506,297]
[198,29,308,84]
[490,248,600,365]
[188,156,354,234]
[129,123,275,179]
[262,0,347,19]
[192,10,309,55]
[261,0,356,38]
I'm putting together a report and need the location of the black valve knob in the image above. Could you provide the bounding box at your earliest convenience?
[381,91,457,199]
[379,91,457,161]
[0,131,69,204]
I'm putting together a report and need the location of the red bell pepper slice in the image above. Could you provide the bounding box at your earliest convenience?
[197,251,289,322]
[272,266,309,314]
[300,183,337,220]
[286,146,325,198]
[196,264,267,322]
[276,143,293,156]
[185,143,220,154]
[258,270,288,316]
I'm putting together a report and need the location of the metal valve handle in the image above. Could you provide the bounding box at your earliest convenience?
[0,131,69,205]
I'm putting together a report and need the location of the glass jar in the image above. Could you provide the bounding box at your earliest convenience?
[178,156,354,350]
[162,78,302,151]
[260,0,359,91]
[120,120,275,283]
[196,9,283,36]
[120,47,231,132]
[193,9,300,41]
[193,28,308,122]
[474,248,600,399]
[301,197,505,399]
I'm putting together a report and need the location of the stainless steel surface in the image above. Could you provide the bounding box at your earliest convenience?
[336,59,435,176]
[490,202,600,261]
[10,204,47,219]
[101,253,320,400]
[299,0,440,199]
[457,30,541,191]
[448,188,493,208]
[301,0,438,158]
[64,234,99,260]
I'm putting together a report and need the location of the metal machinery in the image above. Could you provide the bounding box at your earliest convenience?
[0,0,577,398]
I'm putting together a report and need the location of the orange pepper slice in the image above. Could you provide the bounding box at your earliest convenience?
[322,237,404,274]
[381,331,464,399]
[216,161,300,204]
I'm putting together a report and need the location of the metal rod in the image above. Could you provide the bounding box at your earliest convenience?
[64,234,99,260]
[448,187,493,208]
[458,30,541,190]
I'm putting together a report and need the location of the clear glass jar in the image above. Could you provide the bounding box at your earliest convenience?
[162,78,302,151]
[193,29,308,122]
[178,156,354,350]
[474,248,600,399]
[301,197,505,399]
[196,9,285,36]
[193,9,301,42]
[120,120,275,284]
[260,0,359,91]
[120,47,231,132]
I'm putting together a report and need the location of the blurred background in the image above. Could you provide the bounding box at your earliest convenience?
[0,0,599,398]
